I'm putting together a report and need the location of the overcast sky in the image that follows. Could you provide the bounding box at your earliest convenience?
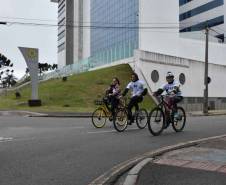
[0,0,58,78]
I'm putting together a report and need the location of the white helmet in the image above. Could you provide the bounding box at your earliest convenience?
[166,71,174,78]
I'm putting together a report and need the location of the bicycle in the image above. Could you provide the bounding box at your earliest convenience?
[113,97,148,132]
[148,95,186,136]
[91,96,125,128]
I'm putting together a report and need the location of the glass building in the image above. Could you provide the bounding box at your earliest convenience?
[179,0,225,41]
[90,0,139,64]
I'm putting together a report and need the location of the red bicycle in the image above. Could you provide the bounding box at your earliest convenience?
[148,95,186,136]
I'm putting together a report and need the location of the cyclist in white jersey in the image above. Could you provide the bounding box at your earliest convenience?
[122,73,147,124]
[153,72,183,115]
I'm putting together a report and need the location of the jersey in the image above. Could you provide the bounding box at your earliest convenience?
[126,80,146,97]
[161,80,182,96]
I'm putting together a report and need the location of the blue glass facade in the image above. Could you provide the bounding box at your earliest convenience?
[90,0,139,64]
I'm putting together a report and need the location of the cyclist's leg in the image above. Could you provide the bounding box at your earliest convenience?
[127,97,138,121]
[110,96,119,116]
[128,96,143,123]
[172,96,183,112]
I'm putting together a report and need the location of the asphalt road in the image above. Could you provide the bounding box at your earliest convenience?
[0,115,226,185]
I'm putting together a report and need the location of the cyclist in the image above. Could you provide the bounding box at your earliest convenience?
[122,72,147,124]
[153,71,183,119]
[105,77,121,117]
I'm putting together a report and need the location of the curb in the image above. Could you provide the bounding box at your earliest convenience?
[123,158,153,185]
[88,134,226,185]
[0,111,47,117]
[29,113,92,118]
[188,112,226,117]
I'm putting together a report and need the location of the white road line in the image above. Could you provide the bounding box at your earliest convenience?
[0,137,13,142]
[70,126,85,129]
[87,128,139,134]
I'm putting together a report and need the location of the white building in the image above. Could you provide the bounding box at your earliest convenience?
[179,0,226,42]
[50,0,226,111]
[51,0,90,68]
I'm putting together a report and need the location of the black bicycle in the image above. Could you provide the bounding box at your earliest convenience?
[148,95,186,136]
[113,97,148,132]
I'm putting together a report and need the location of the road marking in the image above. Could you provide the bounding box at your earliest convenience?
[87,128,139,134]
[0,137,13,142]
[70,126,85,129]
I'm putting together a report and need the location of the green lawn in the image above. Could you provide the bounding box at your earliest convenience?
[0,64,155,112]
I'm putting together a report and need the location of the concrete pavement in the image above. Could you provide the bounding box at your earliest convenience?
[120,135,226,185]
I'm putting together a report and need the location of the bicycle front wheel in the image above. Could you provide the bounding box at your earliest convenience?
[91,108,107,128]
[113,109,128,132]
[172,107,186,132]
[136,108,148,129]
[148,107,165,136]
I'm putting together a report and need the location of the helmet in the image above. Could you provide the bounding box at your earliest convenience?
[166,71,174,78]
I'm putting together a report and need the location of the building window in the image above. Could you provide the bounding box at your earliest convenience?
[90,0,139,63]
[179,73,186,85]
[180,16,224,32]
[180,0,224,21]
[151,70,159,83]
[179,0,194,6]
[58,42,65,53]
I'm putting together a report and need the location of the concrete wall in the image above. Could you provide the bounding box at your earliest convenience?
[133,49,226,111]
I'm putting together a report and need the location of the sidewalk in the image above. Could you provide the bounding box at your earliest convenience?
[126,136,226,185]
[188,109,226,116]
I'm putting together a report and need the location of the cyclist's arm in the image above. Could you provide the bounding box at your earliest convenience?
[141,88,147,96]
[153,88,164,96]
[122,88,129,96]
[122,82,132,96]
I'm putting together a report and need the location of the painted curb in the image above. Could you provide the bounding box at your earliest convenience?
[123,158,153,185]
[88,134,226,185]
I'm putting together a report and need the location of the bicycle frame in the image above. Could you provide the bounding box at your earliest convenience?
[156,95,172,111]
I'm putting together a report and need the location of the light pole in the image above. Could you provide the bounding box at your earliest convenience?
[203,27,209,114]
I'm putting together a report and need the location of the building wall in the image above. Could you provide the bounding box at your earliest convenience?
[139,0,226,66]
[65,0,74,66]
[134,49,226,111]
[139,0,180,57]
[82,0,90,59]
[57,0,66,68]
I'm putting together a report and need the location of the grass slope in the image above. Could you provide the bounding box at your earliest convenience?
[0,64,155,112]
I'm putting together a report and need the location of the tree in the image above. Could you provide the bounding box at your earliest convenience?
[38,62,58,76]
[0,53,16,88]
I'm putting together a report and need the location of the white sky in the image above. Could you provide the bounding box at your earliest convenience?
[0,0,58,78]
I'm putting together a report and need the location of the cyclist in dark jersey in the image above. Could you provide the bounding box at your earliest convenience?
[105,77,121,116]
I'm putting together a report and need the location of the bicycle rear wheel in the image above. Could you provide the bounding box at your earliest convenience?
[172,107,186,132]
[136,108,148,129]
[113,109,128,132]
[148,107,165,136]
[91,108,107,128]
